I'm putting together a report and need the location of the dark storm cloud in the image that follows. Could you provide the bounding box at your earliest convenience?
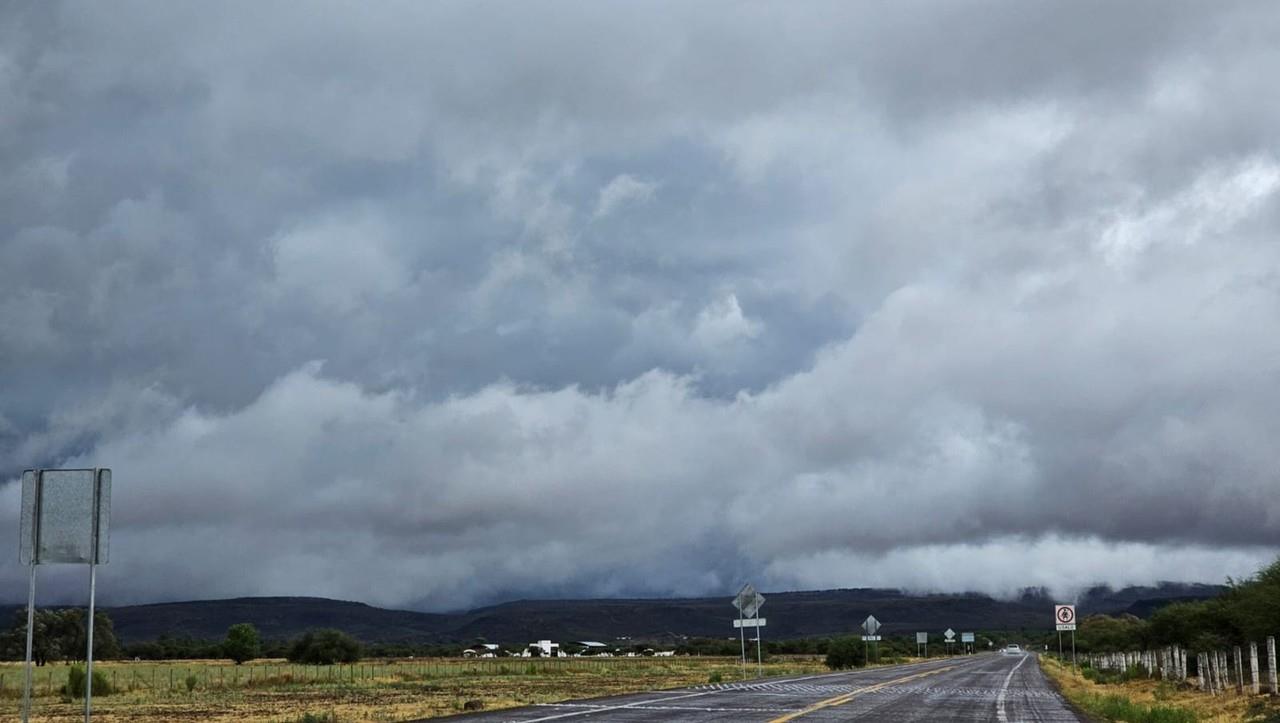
[2,1,1279,608]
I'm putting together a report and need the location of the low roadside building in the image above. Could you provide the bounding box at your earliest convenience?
[521,640,564,657]
[574,641,609,656]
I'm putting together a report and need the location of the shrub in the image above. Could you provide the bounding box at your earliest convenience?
[1245,700,1280,723]
[63,665,112,698]
[708,672,723,683]
[184,674,198,692]
[1082,665,1148,686]
[824,636,867,670]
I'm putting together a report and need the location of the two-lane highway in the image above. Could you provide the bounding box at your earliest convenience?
[436,653,1082,722]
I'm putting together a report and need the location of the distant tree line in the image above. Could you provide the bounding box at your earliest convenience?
[22,562,1273,669]
[0,614,373,666]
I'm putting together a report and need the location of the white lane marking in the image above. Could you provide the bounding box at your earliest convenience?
[995,654,1030,723]
[518,690,714,722]
[516,656,985,722]
[533,702,793,713]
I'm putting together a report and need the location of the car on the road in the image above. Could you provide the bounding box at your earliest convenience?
[1002,644,1022,655]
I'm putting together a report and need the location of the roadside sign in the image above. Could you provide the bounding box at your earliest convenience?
[19,468,112,723]
[1055,604,1076,630]
[1055,604,1078,664]
[916,632,928,644]
[732,583,766,679]
[862,615,881,636]
[862,635,881,641]
[1054,604,1075,625]
[961,632,975,643]
[21,469,111,564]
[944,628,956,642]
[733,584,765,619]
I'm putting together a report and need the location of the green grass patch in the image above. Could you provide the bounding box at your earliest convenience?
[1076,692,1198,723]
[1082,664,1148,685]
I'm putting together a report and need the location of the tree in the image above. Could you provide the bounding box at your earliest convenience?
[224,623,262,665]
[286,629,361,665]
[0,609,119,664]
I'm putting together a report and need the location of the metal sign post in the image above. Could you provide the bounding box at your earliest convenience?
[944,628,956,655]
[732,616,767,676]
[752,590,765,676]
[19,469,111,723]
[755,605,764,677]
[737,606,746,679]
[961,632,975,654]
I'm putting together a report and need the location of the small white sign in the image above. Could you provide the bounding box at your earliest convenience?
[1054,604,1076,626]
[916,632,928,644]
[944,628,956,642]
[733,618,767,628]
[862,635,881,641]
[1056,623,1077,631]
[961,632,975,643]
[862,615,881,636]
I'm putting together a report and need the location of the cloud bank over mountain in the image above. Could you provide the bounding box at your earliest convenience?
[2,1,1278,609]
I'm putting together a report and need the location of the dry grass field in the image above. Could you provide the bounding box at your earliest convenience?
[0,656,827,722]
[1040,655,1280,722]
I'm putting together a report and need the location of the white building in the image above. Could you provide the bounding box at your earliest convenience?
[521,640,564,657]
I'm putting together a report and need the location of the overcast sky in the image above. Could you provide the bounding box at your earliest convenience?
[3,1,1279,611]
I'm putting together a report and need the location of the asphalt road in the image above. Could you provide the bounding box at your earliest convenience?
[434,653,1083,722]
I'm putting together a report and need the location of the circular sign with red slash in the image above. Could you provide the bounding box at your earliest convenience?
[1055,604,1076,625]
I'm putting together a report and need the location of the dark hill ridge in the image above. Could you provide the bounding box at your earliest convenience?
[1,583,1222,645]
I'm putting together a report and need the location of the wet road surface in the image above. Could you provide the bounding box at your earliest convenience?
[432,653,1083,722]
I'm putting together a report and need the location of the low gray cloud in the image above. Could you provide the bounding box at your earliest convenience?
[2,1,1279,609]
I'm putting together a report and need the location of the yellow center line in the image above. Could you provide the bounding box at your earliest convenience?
[767,664,957,722]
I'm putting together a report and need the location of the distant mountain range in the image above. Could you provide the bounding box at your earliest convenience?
[0,583,1222,645]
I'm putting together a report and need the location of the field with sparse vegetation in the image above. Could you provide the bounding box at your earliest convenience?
[0,656,826,722]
